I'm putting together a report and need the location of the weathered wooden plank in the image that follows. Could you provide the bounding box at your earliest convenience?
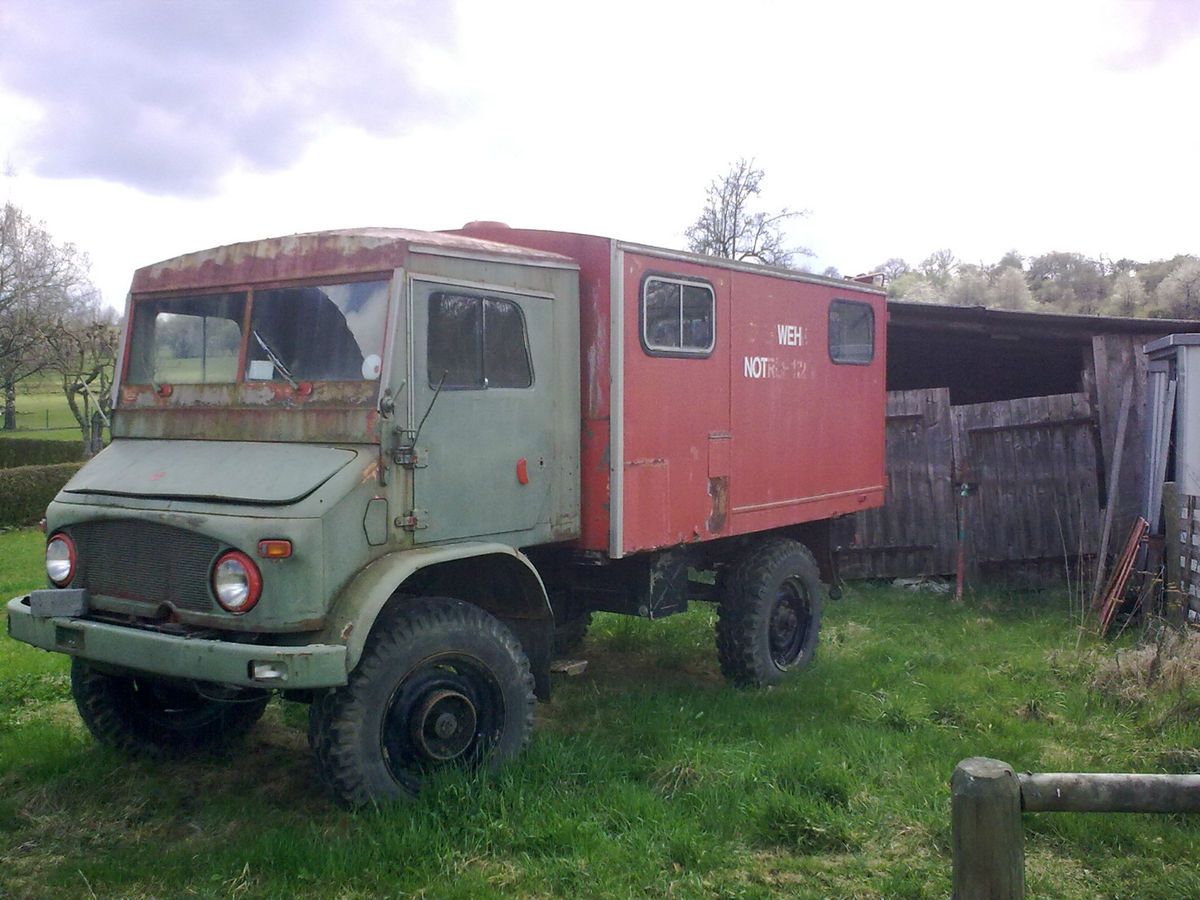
[1093,333,1160,543]
[1020,772,1200,814]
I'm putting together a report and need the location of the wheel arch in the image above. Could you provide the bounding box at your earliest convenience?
[323,542,553,697]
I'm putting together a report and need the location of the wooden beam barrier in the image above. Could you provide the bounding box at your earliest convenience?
[951,757,1200,898]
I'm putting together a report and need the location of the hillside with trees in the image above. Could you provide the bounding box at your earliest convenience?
[684,160,1198,321]
[877,248,1200,319]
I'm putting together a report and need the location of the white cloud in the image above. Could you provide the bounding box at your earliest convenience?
[0,0,1197,308]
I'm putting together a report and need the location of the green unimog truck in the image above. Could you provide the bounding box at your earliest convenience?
[7,225,887,805]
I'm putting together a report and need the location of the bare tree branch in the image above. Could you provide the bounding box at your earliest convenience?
[685,158,811,267]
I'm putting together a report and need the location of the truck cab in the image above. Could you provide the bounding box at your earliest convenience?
[9,229,580,804]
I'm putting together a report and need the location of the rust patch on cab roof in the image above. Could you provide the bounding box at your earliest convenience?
[132,228,574,294]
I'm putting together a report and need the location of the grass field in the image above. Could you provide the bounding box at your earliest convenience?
[1,387,88,442]
[2,529,1199,897]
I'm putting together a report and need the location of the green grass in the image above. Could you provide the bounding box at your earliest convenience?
[1,389,88,442]
[2,529,1199,897]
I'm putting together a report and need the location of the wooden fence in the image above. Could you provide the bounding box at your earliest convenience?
[951,757,1200,898]
[839,390,1102,580]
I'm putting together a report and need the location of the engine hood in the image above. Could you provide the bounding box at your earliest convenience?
[62,440,358,506]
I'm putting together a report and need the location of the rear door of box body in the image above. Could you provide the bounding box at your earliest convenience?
[727,271,887,533]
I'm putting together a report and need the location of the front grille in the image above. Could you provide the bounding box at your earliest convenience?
[69,520,221,613]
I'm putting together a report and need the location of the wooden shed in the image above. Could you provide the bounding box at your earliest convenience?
[836,302,1200,583]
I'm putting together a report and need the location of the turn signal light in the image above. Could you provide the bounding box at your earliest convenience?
[257,539,293,559]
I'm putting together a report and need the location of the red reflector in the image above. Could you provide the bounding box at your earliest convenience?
[516,457,529,485]
[257,539,293,559]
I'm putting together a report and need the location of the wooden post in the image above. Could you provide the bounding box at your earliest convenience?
[951,757,1024,899]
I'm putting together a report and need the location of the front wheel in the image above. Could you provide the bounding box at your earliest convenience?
[715,538,823,686]
[308,597,535,806]
[70,660,269,756]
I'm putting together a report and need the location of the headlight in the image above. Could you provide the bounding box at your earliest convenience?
[46,533,76,587]
[211,550,262,614]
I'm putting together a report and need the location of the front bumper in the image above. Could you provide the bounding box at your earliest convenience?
[7,595,348,690]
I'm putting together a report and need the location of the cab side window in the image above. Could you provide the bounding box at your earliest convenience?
[428,292,534,389]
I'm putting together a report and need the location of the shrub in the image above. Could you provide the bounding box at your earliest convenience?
[0,439,84,469]
[0,463,84,526]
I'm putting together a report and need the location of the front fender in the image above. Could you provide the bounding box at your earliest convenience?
[322,542,552,672]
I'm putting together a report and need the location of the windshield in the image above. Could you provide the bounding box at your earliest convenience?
[127,279,389,386]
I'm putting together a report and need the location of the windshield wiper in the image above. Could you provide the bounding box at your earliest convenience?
[252,330,299,389]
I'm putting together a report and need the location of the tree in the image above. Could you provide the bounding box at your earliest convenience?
[685,159,810,267]
[873,257,911,282]
[1103,273,1147,317]
[995,249,1024,273]
[0,202,96,430]
[919,249,957,288]
[947,269,989,306]
[1154,258,1200,319]
[44,306,119,454]
[1026,251,1108,314]
[988,267,1034,311]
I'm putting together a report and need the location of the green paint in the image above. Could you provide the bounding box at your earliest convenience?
[6,247,579,692]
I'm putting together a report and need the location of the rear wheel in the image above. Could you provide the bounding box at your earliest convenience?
[716,538,823,686]
[70,660,269,756]
[309,597,535,806]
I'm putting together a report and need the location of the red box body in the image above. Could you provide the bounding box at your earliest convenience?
[453,225,887,559]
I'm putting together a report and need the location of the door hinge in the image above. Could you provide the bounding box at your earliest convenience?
[392,445,429,469]
[391,428,428,469]
[397,509,429,531]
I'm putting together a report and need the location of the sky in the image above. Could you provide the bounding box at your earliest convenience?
[1,0,1198,311]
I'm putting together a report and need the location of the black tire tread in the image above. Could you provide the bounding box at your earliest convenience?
[308,596,535,806]
[71,660,268,757]
[715,537,822,687]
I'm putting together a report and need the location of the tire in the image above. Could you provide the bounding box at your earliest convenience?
[553,612,592,656]
[716,538,823,687]
[70,659,269,757]
[308,597,535,806]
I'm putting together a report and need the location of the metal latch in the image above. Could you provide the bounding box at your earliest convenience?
[398,509,429,531]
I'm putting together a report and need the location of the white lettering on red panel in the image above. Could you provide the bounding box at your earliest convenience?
[744,323,810,380]
[776,324,804,346]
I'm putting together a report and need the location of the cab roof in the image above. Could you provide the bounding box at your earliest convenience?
[131,227,577,294]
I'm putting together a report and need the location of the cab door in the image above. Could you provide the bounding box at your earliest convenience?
[408,279,554,544]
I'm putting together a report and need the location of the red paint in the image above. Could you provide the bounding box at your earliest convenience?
[455,225,887,557]
[516,457,530,485]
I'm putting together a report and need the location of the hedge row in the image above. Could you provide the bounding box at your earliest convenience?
[0,438,84,469]
[0,462,84,526]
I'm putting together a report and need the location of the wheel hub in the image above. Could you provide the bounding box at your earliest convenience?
[411,688,477,761]
[768,581,810,669]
